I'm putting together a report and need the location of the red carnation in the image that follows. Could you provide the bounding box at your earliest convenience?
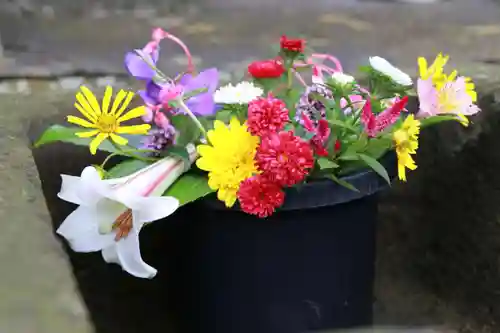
[237,175,285,218]
[248,59,285,79]
[248,95,290,136]
[280,35,305,53]
[256,131,314,187]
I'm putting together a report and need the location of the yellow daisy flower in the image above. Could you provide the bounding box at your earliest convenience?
[196,117,259,207]
[393,115,420,182]
[68,86,151,154]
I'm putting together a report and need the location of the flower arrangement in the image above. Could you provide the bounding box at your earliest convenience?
[35,28,480,278]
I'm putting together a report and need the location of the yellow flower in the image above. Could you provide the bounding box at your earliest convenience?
[68,86,151,154]
[418,54,477,103]
[393,115,420,182]
[196,117,259,207]
[418,53,450,87]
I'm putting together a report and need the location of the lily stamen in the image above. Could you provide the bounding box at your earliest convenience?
[113,209,133,241]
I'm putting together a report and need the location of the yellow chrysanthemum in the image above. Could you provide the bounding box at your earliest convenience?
[196,117,259,207]
[393,115,420,182]
[68,85,151,154]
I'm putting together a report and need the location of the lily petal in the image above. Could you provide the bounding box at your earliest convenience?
[58,174,84,205]
[115,223,157,278]
[57,206,115,252]
[132,196,179,224]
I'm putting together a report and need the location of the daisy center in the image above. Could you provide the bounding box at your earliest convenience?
[97,114,118,133]
[112,209,133,241]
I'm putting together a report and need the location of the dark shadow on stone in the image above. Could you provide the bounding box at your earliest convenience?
[27,115,199,333]
[376,91,500,331]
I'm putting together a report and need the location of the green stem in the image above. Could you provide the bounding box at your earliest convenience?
[287,68,293,89]
[101,143,159,169]
[177,98,207,139]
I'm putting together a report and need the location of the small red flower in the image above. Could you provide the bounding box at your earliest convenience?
[280,35,305,53]
[238,175,285,218]
[334,140,342,153]
[256,131,314,187]
[248,95,290,136]
[248,59,285,79]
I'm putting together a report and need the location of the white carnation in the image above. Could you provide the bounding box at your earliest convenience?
[331,72,355,86]
[369,56,413,86]
[214,81,263,104]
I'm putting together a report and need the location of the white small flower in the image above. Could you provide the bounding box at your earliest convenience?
[56,153,196,279]
[369,56,413,86]
[331,72,355,86]
[213,81,263,104]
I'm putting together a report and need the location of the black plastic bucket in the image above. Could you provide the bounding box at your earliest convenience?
[29,116,396,333]
[173,153,396,333]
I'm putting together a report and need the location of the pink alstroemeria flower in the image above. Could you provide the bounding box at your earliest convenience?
[361,96,409,137]
[417,77,480,126]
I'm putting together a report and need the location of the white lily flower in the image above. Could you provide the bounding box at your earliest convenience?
[56,145,197,279]
[369,56,413,86]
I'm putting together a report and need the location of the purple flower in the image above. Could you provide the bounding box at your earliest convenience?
[124,48,159,81]
[139,68,220,116]
[139,80,163,105]
[141,126,176,154]
[178,68,219,116]
[295,83,333,127]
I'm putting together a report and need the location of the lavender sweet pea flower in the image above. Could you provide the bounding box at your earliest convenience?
[139,81,163,105]
[179,68,219,116]
[124,48,160,81]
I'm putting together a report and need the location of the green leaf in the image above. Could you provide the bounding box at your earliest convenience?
[419,115,460,127]
[106,159,152,179]
[317,157,339,170]
[163,173,214,206]
[215,109,232,123]
[364,136,393,160]
[34,125,119,153]
[327,119,359,133]
[325,174,359,192]
[283,123,295,132]
[170,115,201,146]
[344,133,368,156]
[357,153,391,185]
